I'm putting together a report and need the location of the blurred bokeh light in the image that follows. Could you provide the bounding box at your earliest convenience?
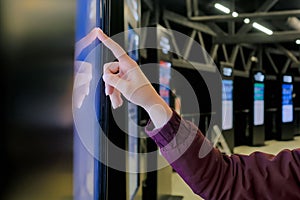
[1,0,76,199]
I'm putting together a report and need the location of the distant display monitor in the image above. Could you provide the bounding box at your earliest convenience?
[222,67,233,77]
[254,83,264,125]
[222,79,233,130]
[128,25,139,62]
[126,0,139,21]
[159,35,171,54]
[283,75,292,83]
[157,26,171,55]
[282,83,293,123]
[159,61,171,105]
[254,72,265,82]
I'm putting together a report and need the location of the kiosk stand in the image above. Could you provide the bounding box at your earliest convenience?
[293,77,300,136]
[276,75,295,140]
[124,1,143,199]
[264,76,279,140]
[249,71,266,146]
[221,66,235,152]
[141,24,175,200]
[233,76,251,146]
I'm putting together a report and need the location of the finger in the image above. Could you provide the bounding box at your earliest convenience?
[73,84,89,109]
[103,73,128,94]
[109,89,123,109]
[105,81,114,96]
[103,62,120,95]
[103,62,119,74]
[105,83,114,96]
[74,73,92,88]
[97,29,129,61]
[75,27,100,58]
[74,61,92,74]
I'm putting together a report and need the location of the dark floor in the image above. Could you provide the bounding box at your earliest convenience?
[1,133,299,200]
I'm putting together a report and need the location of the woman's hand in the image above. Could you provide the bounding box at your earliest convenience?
[97,28,172,128]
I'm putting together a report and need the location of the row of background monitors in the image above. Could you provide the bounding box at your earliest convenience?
[221,67,294,131]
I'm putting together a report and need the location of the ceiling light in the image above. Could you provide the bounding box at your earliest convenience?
[296,39,300,44]
[244,18,250,24]
[214,3,230,14]
[232,12,239,17]
[252,22,273,35]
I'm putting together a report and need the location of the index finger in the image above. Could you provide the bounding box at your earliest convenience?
[75,28,100,58]
[97,29,129,61]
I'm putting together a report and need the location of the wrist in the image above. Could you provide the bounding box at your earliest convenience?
[143,95,172,129]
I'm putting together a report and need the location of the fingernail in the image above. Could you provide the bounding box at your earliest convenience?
[105,87,108,96]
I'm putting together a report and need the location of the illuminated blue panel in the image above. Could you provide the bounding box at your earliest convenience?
[282,84,293,123]
[222,79,233,130]
[254,83,264,125]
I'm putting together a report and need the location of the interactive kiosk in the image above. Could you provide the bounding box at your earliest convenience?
[277,75,295,140]
[264,76,279,140]
[234,76,252,146]
[293,77,300,136]
[126,2,142,199]
[141,24,177,200]
[74,0,143,199]
[249,71,265,146]
[221,66,235,152]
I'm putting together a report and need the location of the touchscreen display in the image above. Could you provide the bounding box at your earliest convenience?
[222,79,233,130]
[282,84,293,123]
[254,83,264,125]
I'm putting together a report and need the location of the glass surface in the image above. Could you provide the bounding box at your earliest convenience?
[74,0,101,199]
[222,80,233,130]
[254,83,264,125]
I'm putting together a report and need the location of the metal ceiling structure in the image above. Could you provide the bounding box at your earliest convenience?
[141,0,300,77]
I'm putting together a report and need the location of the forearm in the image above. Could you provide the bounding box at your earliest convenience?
[146,111,228,199]
[146,111,300,200]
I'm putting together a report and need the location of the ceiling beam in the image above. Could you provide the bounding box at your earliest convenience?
[256,0,279,12]
[142,0,154,11]
[189,9,300,22]
[265,51,279,74]
[237,0,278,34]
[276,44,300,64]
[265,47,300,57]
[213,30,300,44]
[163,10,217,36]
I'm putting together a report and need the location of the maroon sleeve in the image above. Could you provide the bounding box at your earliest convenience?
[145,111,300,200]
